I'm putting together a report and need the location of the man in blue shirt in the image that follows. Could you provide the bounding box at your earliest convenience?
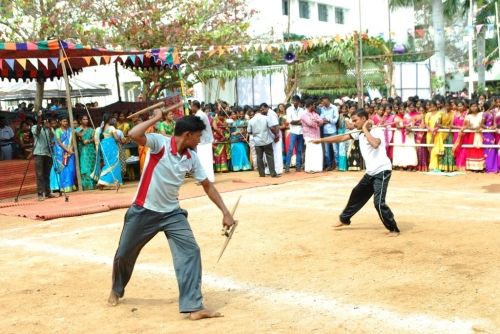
[319,96,339,171]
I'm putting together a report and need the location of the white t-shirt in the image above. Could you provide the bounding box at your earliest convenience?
[133,134,207,212]
[351,128,392,176]
[286,106,305,135]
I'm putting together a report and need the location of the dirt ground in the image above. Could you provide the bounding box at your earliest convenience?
[1,170,499,334]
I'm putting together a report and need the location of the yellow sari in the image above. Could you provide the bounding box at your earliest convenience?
[425,111,443,171]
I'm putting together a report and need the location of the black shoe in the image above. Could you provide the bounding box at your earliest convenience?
[37,195,45,201]
[271,174,281,178]
[284,167,290,173]
[46,193,56,199]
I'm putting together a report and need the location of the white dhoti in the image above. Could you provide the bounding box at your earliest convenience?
[197,142,215,182]
[265,137,283,175]
[304,138,323,173]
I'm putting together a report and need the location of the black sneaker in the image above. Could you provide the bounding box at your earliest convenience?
[37,195,45,201]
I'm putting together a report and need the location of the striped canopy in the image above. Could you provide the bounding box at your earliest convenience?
[0,40,180,82]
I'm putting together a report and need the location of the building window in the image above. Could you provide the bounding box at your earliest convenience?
[335,7,345,24]
[299,1,310,19]
[282,0,289,15]
[318,4,328,22]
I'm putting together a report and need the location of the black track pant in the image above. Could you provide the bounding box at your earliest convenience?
[339,170,399,232]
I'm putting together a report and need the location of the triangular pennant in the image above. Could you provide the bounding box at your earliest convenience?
[28,58,38,70]
[196,50,202,58]
[137,54,144,63]
[117,55,126,63]
[486,24,495,39]
[17,58,27,69]
[218,46,225,56]
[129,55,137,64]
[102,56,111,64]
[266,44,273,53]
[39,58,48,69]
[5,59,14,70]
[93,56,101,65]
[83,57,92,65]
[110,55,118,63]
[0,60,3,71]
[50,57,59,67]
[476,24,484,34]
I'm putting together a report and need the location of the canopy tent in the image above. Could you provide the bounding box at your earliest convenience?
[0,39,181,192]
[0,77,111,100]
[0,40,180,82]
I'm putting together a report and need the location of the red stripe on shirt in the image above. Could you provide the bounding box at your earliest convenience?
[134,146,165,207]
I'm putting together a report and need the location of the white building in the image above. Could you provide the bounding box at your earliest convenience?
[247,0,414,44]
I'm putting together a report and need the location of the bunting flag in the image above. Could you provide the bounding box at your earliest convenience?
[39,58,48,69]
[137,54,144,63]
[17,58,27,69]
[129,55,137,64]
[0,60,3,71]
[82,57,92,65]
[93,56,101,65]
[5,59,15,70]
[415,28,425,38]
[110,55,118,63]
[476,24,484,34]
[27,58,38,70]
[102,55,110,64]
[49,57,59,67]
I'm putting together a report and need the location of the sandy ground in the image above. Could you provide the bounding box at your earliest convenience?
[0,170,499,334]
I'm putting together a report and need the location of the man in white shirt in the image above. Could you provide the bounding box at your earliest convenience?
[0,117,14,160]
[190,100,215,182]
[318,96,339,171]
[263,103,283,175]
[314,109,400,236]
[108,111,236,319]
[285,95,305,172]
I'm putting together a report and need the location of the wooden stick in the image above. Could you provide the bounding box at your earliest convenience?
[127,101,184,119]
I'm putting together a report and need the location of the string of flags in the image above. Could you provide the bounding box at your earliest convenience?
[412,23,497,39]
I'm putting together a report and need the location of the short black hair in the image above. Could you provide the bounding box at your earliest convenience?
[191,100,201,109]
[292,95,301,102]
[354,109,369,119]
[304,99,315,108]
[320,95,330,101]
[260,102,269,109]
[174,115,206,136]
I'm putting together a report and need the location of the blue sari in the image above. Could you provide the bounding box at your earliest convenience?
[337,115,349,171]
[52,127,76,192]
[230,119,251,171]
[92,126,122,186]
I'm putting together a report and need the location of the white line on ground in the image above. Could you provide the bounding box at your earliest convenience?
[0,238,490,334]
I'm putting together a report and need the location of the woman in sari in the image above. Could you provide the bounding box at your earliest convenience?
[337,105,349,171]
[495,101,500,171]
[438,101,456,172]
[53,116,76,192]
[92,113,123,189]
[277,104,288,158]
[382,104,395,160]
[212,112,230,172]
[76,115,96,190]
[159,110,176,137]
[464,101,484,171]
[392,104,417,169]
[424,101,443,172]
[451,100,468,171]
[414,106,428,171]
[481,101,498,173]
[229,110,251,171]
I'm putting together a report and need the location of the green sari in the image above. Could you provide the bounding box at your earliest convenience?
[77,127,97,190]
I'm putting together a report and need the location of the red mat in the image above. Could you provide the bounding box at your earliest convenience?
[0,172,325,221]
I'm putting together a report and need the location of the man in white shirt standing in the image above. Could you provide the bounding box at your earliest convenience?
[191,100,215,182]
[0,117,14,160]
[284,95,305,172]
[314,109,400,236]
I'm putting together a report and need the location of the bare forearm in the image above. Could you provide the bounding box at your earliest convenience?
[203,181,230,216]
[363,130,381,148]
[129,115,160,141]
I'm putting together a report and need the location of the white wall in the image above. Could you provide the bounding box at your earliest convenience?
[247,0,414,44]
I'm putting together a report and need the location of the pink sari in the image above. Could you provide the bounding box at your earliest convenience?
[452,111,467,168]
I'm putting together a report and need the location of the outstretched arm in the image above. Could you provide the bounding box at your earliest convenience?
[129,109,162,146]
[201,179,235,229]
[313,133,352,144]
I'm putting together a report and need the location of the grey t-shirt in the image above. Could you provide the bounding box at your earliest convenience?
[31,125,52,157]
[247,113,277,146]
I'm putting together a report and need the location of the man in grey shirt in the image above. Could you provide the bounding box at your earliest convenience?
[247,103,280,177]
[31,111,55,201]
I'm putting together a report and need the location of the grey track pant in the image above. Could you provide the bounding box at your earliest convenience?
[111,204,203,312]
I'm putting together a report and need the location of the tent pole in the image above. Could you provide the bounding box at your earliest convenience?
[115,62,122,102]
[34,78,44,112]
[59,49,83,192]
